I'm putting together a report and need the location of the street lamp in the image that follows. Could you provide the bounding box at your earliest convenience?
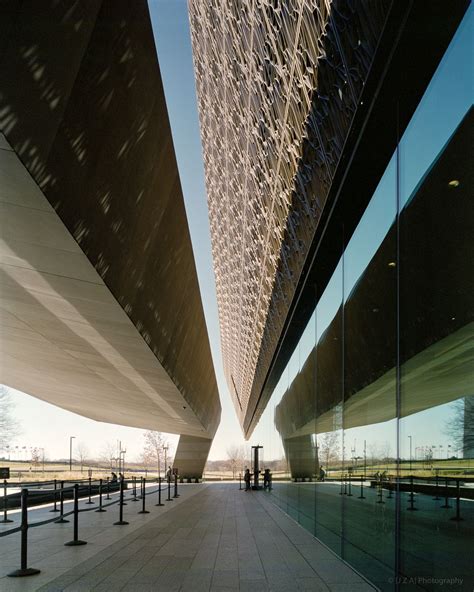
[120,449,126,475]
[408,436,412,472]
[69,436,75,471]
[163,446,169,480]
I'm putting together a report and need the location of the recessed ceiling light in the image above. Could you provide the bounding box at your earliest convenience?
[448,179,460,187]
[388,261,396,267]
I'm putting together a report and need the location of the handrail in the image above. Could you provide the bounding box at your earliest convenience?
[0,477,170,538]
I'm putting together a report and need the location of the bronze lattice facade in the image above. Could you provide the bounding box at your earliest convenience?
[189,0,391,436]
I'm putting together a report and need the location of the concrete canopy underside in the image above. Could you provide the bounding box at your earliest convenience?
[0,134,211,439]
[0,1,221,469]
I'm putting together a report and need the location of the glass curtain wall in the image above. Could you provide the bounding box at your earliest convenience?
[252,6,473,591]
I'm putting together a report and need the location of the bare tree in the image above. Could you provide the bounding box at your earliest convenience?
[143,431,169,476]
[76,442,89,472]
[0,386,21,451]
[100,441,117,471]
[30,446,41,468]
[443,397,474,457]
[226,445,246,479]
[317,432,340,470]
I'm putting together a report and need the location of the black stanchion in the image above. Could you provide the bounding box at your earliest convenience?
[407,476,417,511]
[432,475,441,500]
[55,481,69,523]
[339,475,344,495]
[95,479,106,512]
[239,473,242,490]
[114,478,129,525]
[1,479,13,523]
[138,478,150,514]
[64,484,87,546]
[387,477,393,499]
[7,489,41,577]
[376,478,385,504]
[106,477,111,500]
[50,479,60,512]
[131,476,138,501]
[450,479,463,522]
[156,477,164,506]
[344,474,347,495]
[347,473,353,497]
[358,477,365,499]
[167,476,172,502]
[173,473,180,498]
[440,478,452,509]
[85,477,94,504]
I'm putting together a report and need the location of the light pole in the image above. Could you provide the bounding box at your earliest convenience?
[69,436,75,471]
[120,449,126,475]
[40,448,45,472]
[163,446,168,480]
[363,440,367,478]
[408,436,412,472]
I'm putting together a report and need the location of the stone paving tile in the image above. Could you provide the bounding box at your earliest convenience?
[2,484,378,591]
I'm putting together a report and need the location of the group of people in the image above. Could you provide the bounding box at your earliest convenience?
[243,467,272,491]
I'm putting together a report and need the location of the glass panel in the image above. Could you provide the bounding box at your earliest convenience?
[342,155,397,589]
[399,7,474,589]
[399,6,472,208]
[314,255,344,554]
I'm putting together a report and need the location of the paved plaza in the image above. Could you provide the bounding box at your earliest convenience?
[0,483,374,591]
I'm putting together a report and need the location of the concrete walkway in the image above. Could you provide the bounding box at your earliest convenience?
[0,484,375,591]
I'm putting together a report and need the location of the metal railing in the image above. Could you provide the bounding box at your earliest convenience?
[1,474,181,578]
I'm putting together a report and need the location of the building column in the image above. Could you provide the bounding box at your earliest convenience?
[283,435,319,480]
[173,435,213,480]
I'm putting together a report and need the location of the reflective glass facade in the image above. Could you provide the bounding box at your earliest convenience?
[252,7,473,591]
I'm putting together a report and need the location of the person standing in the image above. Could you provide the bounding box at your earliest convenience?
[244,468,251,491]
[263,468,270,490]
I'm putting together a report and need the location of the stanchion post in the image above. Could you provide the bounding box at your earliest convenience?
[106,477,111,500]
[239,473,242,490]
[85,477,94,504]
[450,479,463,521]
[1,479,13,523]
[167,475,172,501]
[96,479,106,512]
[407,476,417,511]
[138,478,150,514]
[358,477,365,499]
[64,484,87,546]
[387,477,393,499]
[173,473,179,498]
[7,489,41,577]
[433,474,440,500]
[347,473,353,496]
[114,477,129,525]
[50,479,60,512]
[376,477,385,504]
[156,476,164,506]
[132,476,138,501]
[55,481,69,523]
[339,474,344,495]
[440,477,452,509]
